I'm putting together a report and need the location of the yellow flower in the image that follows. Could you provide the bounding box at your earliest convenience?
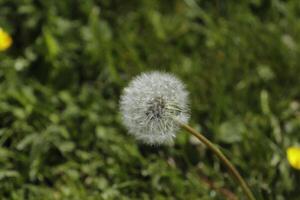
[0,28,12,51]
[287,147,300,170]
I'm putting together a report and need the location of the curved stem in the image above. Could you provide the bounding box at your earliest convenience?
[179,122,256,200]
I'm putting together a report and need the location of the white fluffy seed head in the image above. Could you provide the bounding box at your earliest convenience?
[120,71,190,145]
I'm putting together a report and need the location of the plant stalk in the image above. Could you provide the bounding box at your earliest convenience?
[179,122,256,200]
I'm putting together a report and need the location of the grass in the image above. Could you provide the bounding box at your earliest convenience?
[0,0,300,199]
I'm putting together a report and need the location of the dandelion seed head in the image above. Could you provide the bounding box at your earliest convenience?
[120,71,189,145]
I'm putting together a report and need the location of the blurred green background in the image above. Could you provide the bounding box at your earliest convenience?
[1,0,300,199]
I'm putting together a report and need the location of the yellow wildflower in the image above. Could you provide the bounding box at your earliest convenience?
[287,147,300,170]
[0,28,12,51]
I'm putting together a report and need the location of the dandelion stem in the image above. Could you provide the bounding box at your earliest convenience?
[179,122,256,200]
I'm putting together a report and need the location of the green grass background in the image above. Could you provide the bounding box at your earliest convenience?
[1,0,300,199]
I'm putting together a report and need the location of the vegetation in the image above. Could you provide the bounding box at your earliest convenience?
[0,0,300,199]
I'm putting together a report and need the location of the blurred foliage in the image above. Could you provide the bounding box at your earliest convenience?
[0,0,300,199]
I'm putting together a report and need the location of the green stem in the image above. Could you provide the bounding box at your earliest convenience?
[179,122,256,200]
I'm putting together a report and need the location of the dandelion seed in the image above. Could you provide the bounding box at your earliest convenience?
[120,71,189,145]
[0,28,12,51]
